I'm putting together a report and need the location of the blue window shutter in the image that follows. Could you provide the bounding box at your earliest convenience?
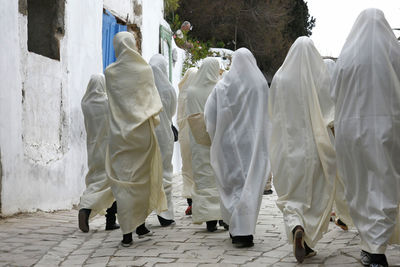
[102,10,128,71]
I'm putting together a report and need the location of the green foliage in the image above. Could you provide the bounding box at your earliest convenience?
[168,13,226,74]
[164,0,180,14]
[286,0,316,39]
[164,0,180,25]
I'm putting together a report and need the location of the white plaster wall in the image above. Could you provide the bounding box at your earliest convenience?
[0,0,103,215]
[103,0,142,26]
[0,0,184,215]
[141,0,164,62]
[0,1,23,214]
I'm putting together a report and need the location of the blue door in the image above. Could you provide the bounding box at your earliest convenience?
[102,10,127,71]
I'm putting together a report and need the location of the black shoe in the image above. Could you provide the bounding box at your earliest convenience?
[263,189,273,195]
[293,226,306,263]
[219,220,229,230]
[369,253,388,267]
[206,220,218,232]
[121,232,133,247]
[232,235,254,248]
[136,223,153,238]
[304,242,317,258]
[105,222,120,231]
[157,215,176,227]
[78,209,91,233]
[105,201,119,231]
[361,250,371,266]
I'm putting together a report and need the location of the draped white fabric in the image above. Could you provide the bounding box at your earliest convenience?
[333,8,400,253]
[204,48,270,236]
[104,32,167,234]
[186,58,222,223]
[322,59,354,227]
[323,59,335,78]
[177,68,197,199]
[269,37,336,248]
[79,74,115,218]
[150,54,177,220]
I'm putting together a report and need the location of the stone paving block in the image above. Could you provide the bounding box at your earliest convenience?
[262,249,291,259]
[138,257,175,266]
[324,254,359,265]
[85,256,110,264]
[324,263,361,267]
[83,263,108,267]
[110,256,135,262]
[108,260,141,266]
[1,180,400,266]
[219,254,253,264]
[176,257,220,264]
[225,250,262,257]
[250,256,280,265]
[62,254,89,264]
[199,264,238,267]
[91,247,117,257]
[155,263,198,267]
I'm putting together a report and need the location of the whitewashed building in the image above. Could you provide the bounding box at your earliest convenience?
[0,0,185,216]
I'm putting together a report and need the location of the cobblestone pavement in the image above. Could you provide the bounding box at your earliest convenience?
[0,179,399,267]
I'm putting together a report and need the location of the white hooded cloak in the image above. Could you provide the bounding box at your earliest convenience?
[79,74,115,218]
[149,54,177,220]
[104,32,167,234]
[177,68,198,199]
[269,37,336,248]
[333,8,400,253]
[186,57,222,223]
[204,48,270,236]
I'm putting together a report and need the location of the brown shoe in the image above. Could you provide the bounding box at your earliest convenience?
[293,226,306,263]
[335,218,348,231]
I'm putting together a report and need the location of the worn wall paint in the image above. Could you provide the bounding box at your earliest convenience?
[0,0,24,215]
[103,0,142,26]
[0,0,103,215]
[0,0,184,215]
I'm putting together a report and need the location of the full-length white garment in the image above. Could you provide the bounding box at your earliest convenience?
[323,58,353,227]
[269,37,336,248]
[204,48,270,236]
[186,57,222,223]
[333,8,400,253]
[79,74,115,218]
[105,32,167,234]
[149,54,177,220]
[177,68,198,199]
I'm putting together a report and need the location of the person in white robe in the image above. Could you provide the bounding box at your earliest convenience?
[78,74,119,233]
[322,58,353,232]
[185,57,223,231]
[269,36,336,263]
[177,67,198,215]
[104,32,167,247]
[332,9,400,266]
[149,54,177,227]
[204,48,270,247]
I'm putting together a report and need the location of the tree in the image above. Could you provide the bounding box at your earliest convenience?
[175,0,315,81]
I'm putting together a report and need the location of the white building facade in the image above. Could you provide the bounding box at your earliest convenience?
[0,0,185,216]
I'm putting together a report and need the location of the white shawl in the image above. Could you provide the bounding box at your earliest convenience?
[186,57,222,223]
[150,54,177,220]
[177,68,197,198]
[204,48,270,236]
[105,32,167,234]
[333,8,400,253]
[79,74,114,218]
[269,36,336,248]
